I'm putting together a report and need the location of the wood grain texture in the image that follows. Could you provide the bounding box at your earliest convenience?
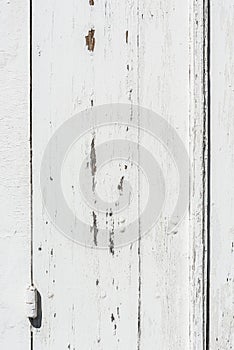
[211,1,234,348]
[0,0,31,348]
[189,0,210,348]
[32,0,208,349]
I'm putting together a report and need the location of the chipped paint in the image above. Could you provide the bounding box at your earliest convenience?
[27,0,230,349]
[90,136,97,192]
[91,211,98,246]
[85,29,95,52]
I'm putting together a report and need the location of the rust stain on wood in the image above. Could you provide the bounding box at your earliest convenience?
[85,29,95,51]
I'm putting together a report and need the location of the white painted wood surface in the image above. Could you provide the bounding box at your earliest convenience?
[32,1,208,349]
[211,1,234,348]
[189,1,209,348]
[1,0,233,349]
[0,0,31,349]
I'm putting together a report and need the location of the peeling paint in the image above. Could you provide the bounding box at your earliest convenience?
[28,0,217,348]
[117,176,124,192]
[85,29,95,51]
[109,210,114,255]
[91,211,98,246]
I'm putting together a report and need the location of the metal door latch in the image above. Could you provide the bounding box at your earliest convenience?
[25,285,38,319]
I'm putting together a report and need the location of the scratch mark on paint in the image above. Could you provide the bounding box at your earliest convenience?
[128,88,133,101]
[91,211,98,246]
[90,136,97,191]
[111,313,117,334]
[109,209,114,255]
[85,29,95,52]
[117,176,124,192]
[117,307,120,318]
[126,30,129,44]
[109,228,114,255]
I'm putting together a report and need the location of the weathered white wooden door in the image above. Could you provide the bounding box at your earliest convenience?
[32,1,207,349]
[1,0,233,349]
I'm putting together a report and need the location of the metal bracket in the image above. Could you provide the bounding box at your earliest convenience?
[26,285,38,319]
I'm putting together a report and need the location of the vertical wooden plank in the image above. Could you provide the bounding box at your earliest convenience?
[211,1,234,348]
[33,1,140,348]
[0,0,31,348]
[189,0,210,349]
[138,1,191,349]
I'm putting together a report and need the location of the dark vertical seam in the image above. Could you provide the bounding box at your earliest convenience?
[202,2,206,344]
[202,0,211,348]
[205,0,211,348]
[31,330,33,350]
[30,0,33,285]
[30,0,34,347]
[202,3,206,349]
[136,1,141,349]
